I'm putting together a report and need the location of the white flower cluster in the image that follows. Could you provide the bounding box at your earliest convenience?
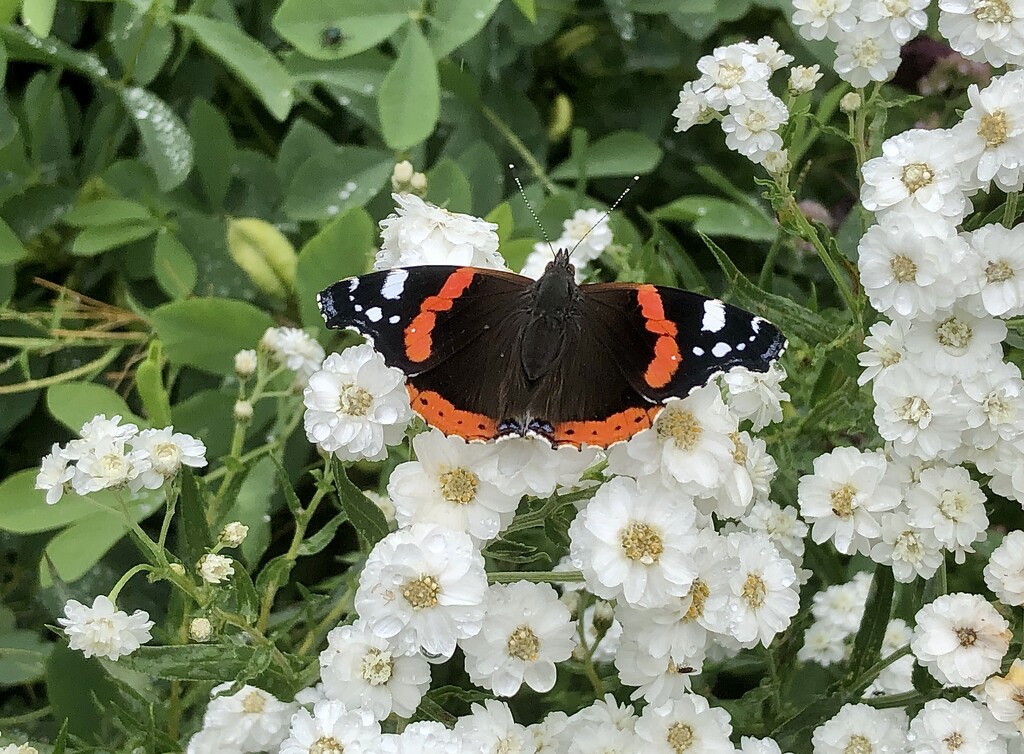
[35,414,207,504]
[673,36,800,167]
[520,208,614,282]
[262,327,325,383]
[58,595,153,662]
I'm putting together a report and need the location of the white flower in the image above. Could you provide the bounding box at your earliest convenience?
[762,149,790,175]
[354,523,487,660]
[280,701,383,754]
[461,581,576,696]
[262,327,325,382]
[65,414,138,455]
[560,208,613,263]
[189,617,212,642]
[521,240,582,283]
[904,308,1006,378]
[984,658,1024,733]
[938,0,1024,67]
[693,45,772,111]
[391,721,464,754]
[861,129,968,221]
[634,695,734,754]
[71,438,150,495]
[797,447,901,556]
[963,222,1024,317]
[984,530,1024,606]
[860,0,930,42]
[833,20,904,87]
[36,443,74,504]
[908,698,1006,754]
[792,0,857,41]
[58,595,153,661]
[234,349,257,378]
[454,700,537,754]
[614,629,702,705]
[569,694,638,733]
[739,737,792,754]
[912,593,1011,686]
[710,431,776,519]
[952,72,1024,192]
[906,465,988,563]
[477,436,598,499]
[199,553,234,584]
[220,521,248,547]
[568,476,698,608]
[673,81,715,131]
[564,720,639,754]
[722,363,790,430]
[303,344,413,462]
[872,363,967,461]
[721,95,788,165]
[607,385,737,498]
[723,532,800,647]
[858,318,909,386]
[202,683,295,753]
[748,36,794,71]
[131,427,207,489]
[811,704,908,754]
[856,215,969,319]
[798,620,848,665]
[811,571,872,635]
[740,501,808,568]
[319,623,430,719]
[869,510,944,582]
[867,619,915,696]
[388,429,520,544]
[376,193,505,270]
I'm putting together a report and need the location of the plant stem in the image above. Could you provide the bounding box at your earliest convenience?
[488,570,585,584]
[481,104,558,195]
[297,588,356,656]
[107,563,154,602]
[1004,192,1019,228]
[0,346,122,394]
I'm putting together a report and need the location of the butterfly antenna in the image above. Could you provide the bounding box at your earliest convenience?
[509,163,555,252]
[569,174,640,259]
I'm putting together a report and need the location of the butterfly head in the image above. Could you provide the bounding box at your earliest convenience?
[534,248,579,316]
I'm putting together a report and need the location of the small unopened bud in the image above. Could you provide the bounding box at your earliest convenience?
[234,349,257,379]
[189,617,212,642]
[560,590,581,616]
[169,563,186,576]
[592,600,614,632]
[762,149,790,176]
[198,553,234,584]
[391,160,415,187]
[788,64,821,94]
[840,92,862,113]
[409,172,428,194]
[226,218,297,299]
[234,399,254,423]
[17,745,38,754]
[220,521,249,547]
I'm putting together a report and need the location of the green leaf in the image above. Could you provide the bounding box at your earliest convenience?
[296,207,374,330]
[653,195,777,242]
[228,457,277,567]
[486,201,513,245]
[178,468,211,568]
[377,24,439,150]
[47,382,147,433]
[283,146,392,221]
[149,298,275,375]
[41,509,127,586]
[549,130,662,180]
[700,232,842,344]
[272,0,416,61]
[119,644,268,681]
[332,458,389,551]
[21,0,56,38]
[425,158,472,214]
[846,565,896,692]
[426,0,502,58]
[273,457,303,517]
[0,629,53,686]
[71,220,159,256]
[229,562,260,624]
[119,87,194,191]
[297,512,346,556]
[135,340,172,427]
[174,15,294,121]
[190,99,236,208]
[153,229,198,299]
[64,199,153,227]
[0,470,119,534]
[0,216,26,264]
[511,0,537,22]
[46,645,121,740]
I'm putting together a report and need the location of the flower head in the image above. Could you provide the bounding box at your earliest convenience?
[58,595,153,661]
[912,593,1011,686]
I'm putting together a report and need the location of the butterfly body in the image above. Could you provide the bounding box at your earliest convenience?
[318,251,785,448]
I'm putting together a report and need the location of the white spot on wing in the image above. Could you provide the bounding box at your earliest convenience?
[702,299,726,333]
[692,346,705,356]
[752,317,763,333]
[348,278,359,292]
[354,304,363,312]
[381,268,408,300]
[736,343,745,351]
[712,342,731,357]
[366,306,383,322]
[388,315,400,324]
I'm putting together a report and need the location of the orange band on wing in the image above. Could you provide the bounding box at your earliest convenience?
[404,268,477,362]
[407,384,498,441]
[637,284,681,389]
[551,406,661,448]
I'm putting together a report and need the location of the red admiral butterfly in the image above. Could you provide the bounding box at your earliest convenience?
[318,251,784,448]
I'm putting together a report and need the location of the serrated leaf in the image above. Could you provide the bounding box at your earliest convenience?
[174,15,294,121]
[0,629,52,686]
[229,562,260,624]
[378,23,439,149]
[549,130,662,180]
[120,86,194,191]
[149,298,275,375]
[272,0,415,61]
[332,458,389,551]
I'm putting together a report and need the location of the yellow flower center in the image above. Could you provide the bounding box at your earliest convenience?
[620,522,664,564]
[944,731,964,751]
[730,432,748,464]
[986,259,1015,283]
[359,647,394,686]
[309,736,345,754]
[852,38,881,67]
[685,579,710,622]
[974,0,1014,24]
[896,396,931,425]
[956,626,978,647]
[402,575,440,609]
[717,63,744,88]
[845,735,873,754]
[506,625,541,661]
[936,316,972,351]
[901,162,934,193]
[439,467,479,505]
[830,484,856,518]
[241,691,266,713]
[978,110,1009,148]
[883,0,910,12]
[666,722,695,752]
[890,254,917,283]
[657,408,703,451]
[742,573,768,609]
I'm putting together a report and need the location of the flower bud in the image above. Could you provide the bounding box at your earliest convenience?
[198,553,234,584]
[547,92,573,143]
[762,149,790,176]
[169,563,186,575]
[409,172,428,194]
[234,400,254,423]
[593,599,614,631]
[220,521,249,547]
[560,590,581,616]
[840,92,862,113]
[234,349,257,379]
[189,617,212,642]
[391,160,415,188]
[788,64,821,94]
[226,218,297,299]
